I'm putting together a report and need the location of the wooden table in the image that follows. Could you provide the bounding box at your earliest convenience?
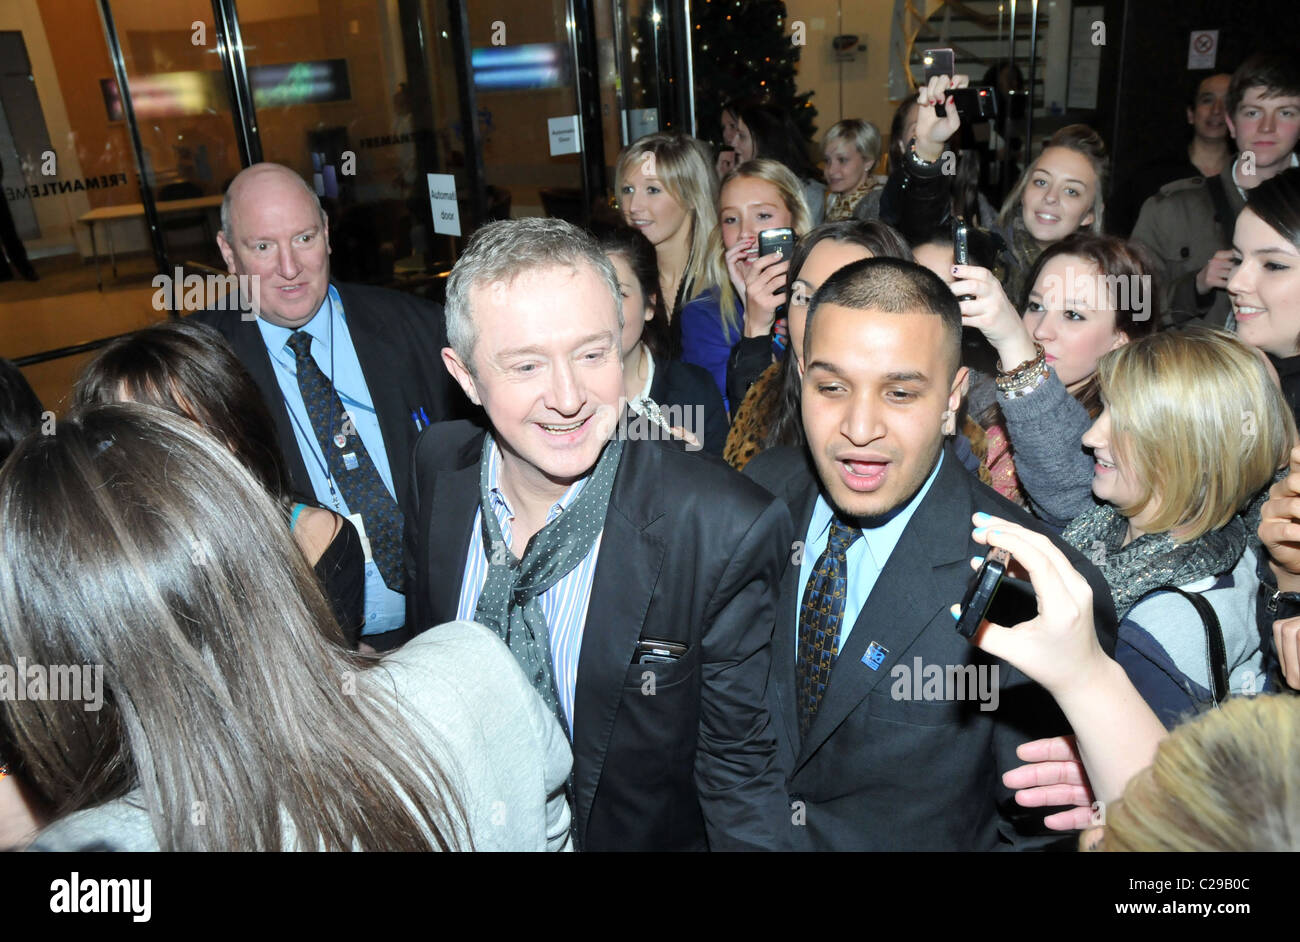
[78,195,224,290]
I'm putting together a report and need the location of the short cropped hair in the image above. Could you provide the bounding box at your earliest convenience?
[1228,52,1300,119]
[824,119,883,167]
[1098,325,1294,541]
[445,218,623,368]
[806,257,962,373]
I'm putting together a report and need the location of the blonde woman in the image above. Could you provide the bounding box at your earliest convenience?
[822,119,884,222]
[1061,326,1294,726]
[907,74,1107,305]
[681,159,812,410]
[616,132,718,354]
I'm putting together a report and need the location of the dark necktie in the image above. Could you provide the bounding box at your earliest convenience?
[796,518,861,738]
[286,330,405,592]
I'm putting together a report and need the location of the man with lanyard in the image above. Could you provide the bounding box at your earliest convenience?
[1132,53,1300,328]
[198,162,460,650]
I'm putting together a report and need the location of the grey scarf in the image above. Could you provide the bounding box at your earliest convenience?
[1063,503,1246,616]
[473,432,623,723]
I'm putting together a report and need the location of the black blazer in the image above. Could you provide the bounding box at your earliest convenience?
[191,280,465,518]
[744,444,1119,851]
[405,420,793,851]
[648,352,729,457]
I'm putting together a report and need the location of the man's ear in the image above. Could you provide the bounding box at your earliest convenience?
[1225,111,1238,142]
[949,365,970,413]
[216,230,237,273]
[441,346,481,406]
[1187,105,1195,126]
[323,217,332,256]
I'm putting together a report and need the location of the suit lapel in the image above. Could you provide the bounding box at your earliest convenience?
[793,449,973,772]
[336,282,415,509]
[570,439,668,847]
[772,463,820,765]
[229,318,314,496]
[425,433,483,623]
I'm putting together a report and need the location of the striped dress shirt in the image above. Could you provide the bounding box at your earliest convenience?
[456,438,603,738]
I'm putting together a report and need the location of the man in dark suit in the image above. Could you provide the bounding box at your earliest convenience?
[744,257,1119,851]
[406,217,791,851]
[193,163,460,650]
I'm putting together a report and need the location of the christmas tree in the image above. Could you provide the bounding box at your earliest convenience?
[692,0,817,148]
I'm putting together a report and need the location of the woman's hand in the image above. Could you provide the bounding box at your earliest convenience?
[914,73,969,163]
[1003,736,1099,831]
[951,264,1038,370]
[741,251,791,338]
[1260,443,1300,591]
[724,236,756,304]
[716,149,737,180]
[959,512,1108,698]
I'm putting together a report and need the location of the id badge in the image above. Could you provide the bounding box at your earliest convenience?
[348,512,374,563]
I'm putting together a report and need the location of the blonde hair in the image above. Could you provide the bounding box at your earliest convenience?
[1098,325,1295,541]
[824,119,882,167]
[998,124,1108,236]
[615,133,717,305]
[1099,695,1300,851]
[704,159,813,335]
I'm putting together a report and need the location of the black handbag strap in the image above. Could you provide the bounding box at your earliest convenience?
[1139,585,1230,705]
[1203,173,1237,247]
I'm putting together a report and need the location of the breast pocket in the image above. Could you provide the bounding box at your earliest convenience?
[622,644,698,693]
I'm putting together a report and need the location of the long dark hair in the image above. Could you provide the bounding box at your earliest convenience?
[736,102,822,183]
[764,221,914,450]
[0,403,468,850]
[591,220,673,360]
[0,359,43,465]
[73,319,295,506]
[1243,168,1300,354]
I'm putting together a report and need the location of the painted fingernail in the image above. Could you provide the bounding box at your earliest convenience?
[973,512,991,523]
[949,603,961,620]
[973,527,988,537]
[971,555,985,565]
[951,266,959,274]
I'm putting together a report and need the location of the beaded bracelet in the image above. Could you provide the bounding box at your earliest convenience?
[995,342,1047,393]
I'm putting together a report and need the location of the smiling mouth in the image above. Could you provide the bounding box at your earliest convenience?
[1034,212,1060,224]
[1234,304,1266,318]
[539,418,588,435]
[1095,456,1116,471]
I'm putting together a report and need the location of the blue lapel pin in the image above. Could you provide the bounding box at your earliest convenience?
[862,641,888,671]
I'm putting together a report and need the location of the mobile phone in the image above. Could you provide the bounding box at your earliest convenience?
[953,217,975,302]
[758,227,795,308]
[951,86,998,123]
[923,48,955,117]
[955,548,1010,639]
[758,227,795,262]
[634,639,688,664]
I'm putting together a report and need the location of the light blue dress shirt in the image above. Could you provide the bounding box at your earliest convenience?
[256,284,405,636]
[455,437,603,739]
[796,452,945,654]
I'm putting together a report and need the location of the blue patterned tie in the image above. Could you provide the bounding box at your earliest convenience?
[286,330,405,592]
[796,518,861,738]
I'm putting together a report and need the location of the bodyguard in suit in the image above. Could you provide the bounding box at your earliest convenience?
[744,257,1119,851]
[406,217,791,851]
[194,163,460,650]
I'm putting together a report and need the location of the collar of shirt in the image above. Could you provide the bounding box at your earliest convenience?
[484,433,591,528]
[1232,152,1300,201]
[256,284,343,361]
[807,450,946,569]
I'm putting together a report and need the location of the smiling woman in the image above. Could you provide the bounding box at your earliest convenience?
[1227,168,1300,428]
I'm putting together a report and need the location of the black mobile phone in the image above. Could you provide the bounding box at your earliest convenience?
[758,227,795,262]
[951,86,998,123]
[923,48,955,117]
[955,548,1010,640]
[758,227,795,305]
[953,217,975,302]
